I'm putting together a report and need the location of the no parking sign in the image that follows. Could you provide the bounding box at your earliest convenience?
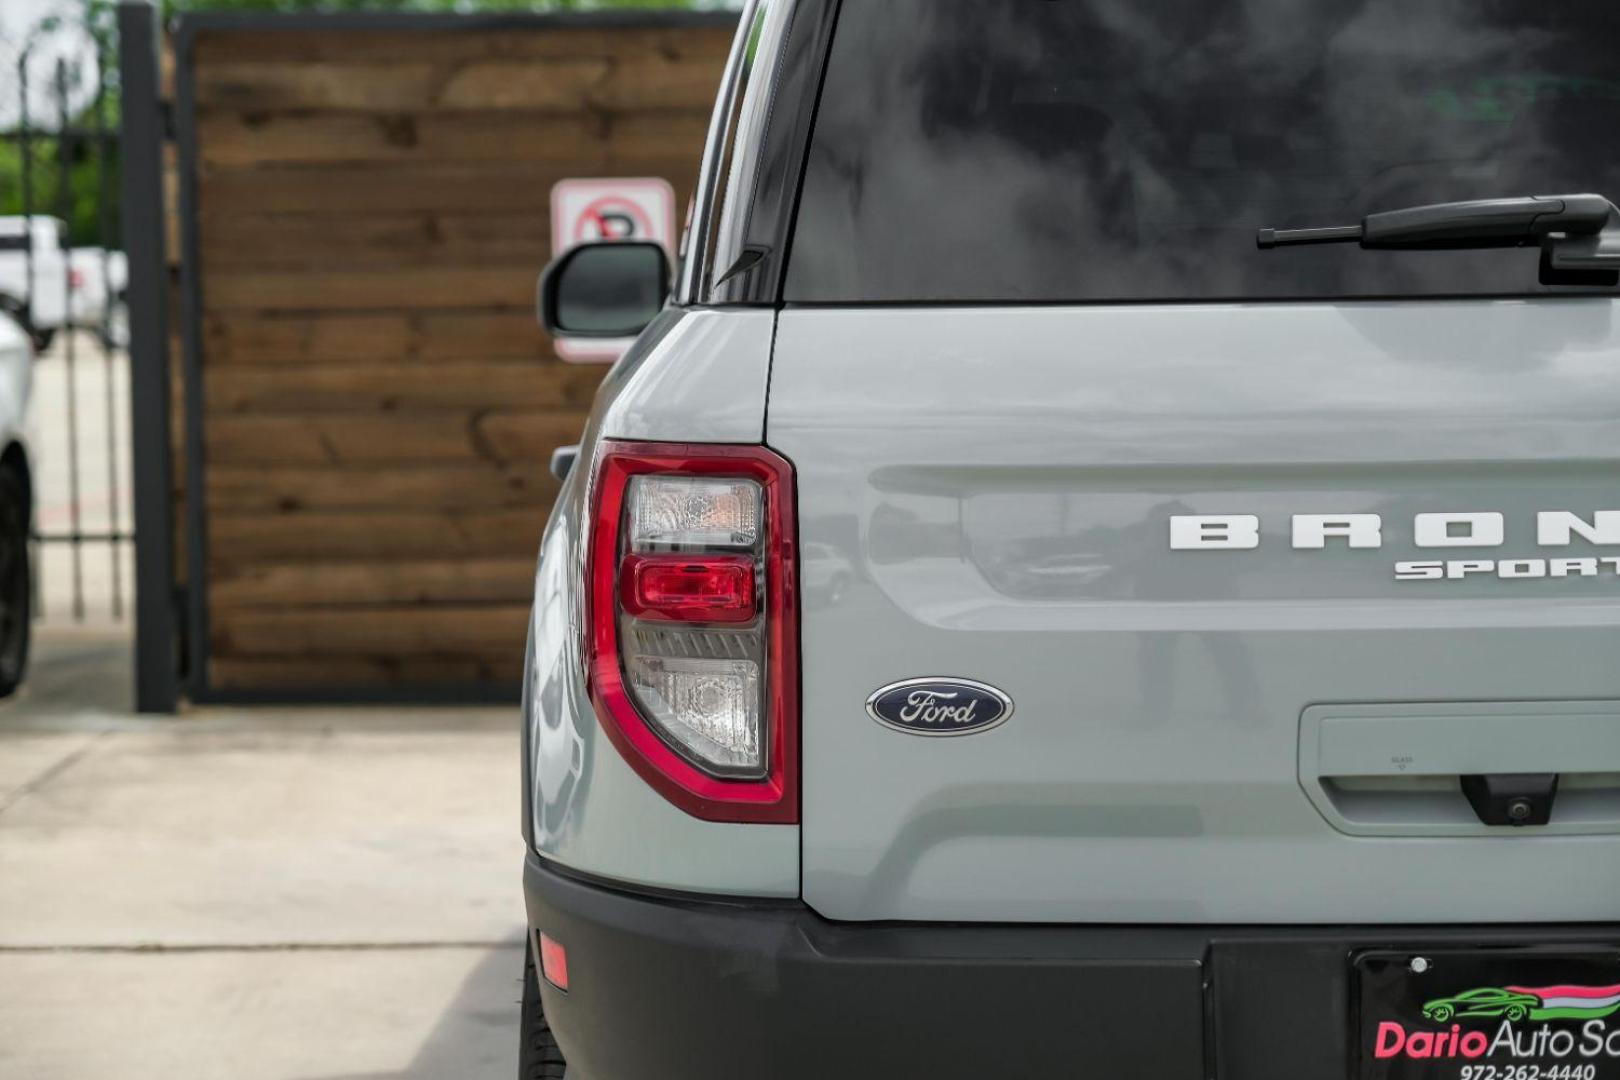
[550,178,677,364]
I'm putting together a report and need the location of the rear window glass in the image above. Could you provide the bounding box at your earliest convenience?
[785,0,1620,304]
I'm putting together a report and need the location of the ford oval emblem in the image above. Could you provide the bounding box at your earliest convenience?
[865,678,1014,737]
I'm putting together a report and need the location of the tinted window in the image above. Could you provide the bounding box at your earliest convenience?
[706,0,795,296]
[786,0,1620,303]
[682,0,796,304]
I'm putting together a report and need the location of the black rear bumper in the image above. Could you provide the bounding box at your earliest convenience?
[524,853,1620,1080]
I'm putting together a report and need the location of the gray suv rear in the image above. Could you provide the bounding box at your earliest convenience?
[521,3,1620,1078]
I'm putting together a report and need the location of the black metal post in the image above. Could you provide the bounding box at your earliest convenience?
[172,20,209,703]
[17,51,34,333]
[95,50,125,621]
[16,45,40,621]
[53,59,87,623]
[118,0,179,713]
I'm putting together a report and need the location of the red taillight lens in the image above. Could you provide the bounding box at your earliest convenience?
[67,268,85,291]
[619,554,757,624]
[586,441,798,824]
[538,932,569,991]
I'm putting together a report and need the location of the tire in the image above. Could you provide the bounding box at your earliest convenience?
[1430,1005,1454,1023]
[520,942,569,1080]
[30,328,54,354]
[0,466,31,698]
[1506,1005,1528,1022]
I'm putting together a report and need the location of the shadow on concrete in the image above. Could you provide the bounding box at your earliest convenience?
[306,935,526,1080]
[0,625,133,726]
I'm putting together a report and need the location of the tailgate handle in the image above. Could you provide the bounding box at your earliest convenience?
[1299,703,1620,836]
[1460,773,1559,827]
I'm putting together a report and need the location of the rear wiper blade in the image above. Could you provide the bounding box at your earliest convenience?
[1258,194,1614,249]
[1257,193,1620,285]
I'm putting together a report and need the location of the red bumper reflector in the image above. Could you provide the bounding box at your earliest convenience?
[538,932,569,991]
[619,554,757,624]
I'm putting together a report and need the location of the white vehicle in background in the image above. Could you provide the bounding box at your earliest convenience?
[0,216,128,352]
[0,308,33,697]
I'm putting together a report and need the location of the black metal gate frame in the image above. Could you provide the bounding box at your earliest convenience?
[128,6,739,708]
[9,23,132,625]
[118,0,175,712]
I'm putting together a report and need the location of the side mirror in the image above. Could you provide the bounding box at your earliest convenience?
[538,241,671,340]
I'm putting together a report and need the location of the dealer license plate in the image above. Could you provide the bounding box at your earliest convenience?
[1358,949,1620,1080]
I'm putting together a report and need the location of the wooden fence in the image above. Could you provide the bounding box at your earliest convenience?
[170,14,735,699]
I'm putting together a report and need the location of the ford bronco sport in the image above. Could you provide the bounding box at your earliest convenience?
[521,3,1620,1078]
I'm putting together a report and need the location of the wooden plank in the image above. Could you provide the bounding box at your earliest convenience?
[205,411,588,466]
[212,557,535,608]
[194,27,734,65]
[200,160,694,214]
[179,23,733,693]
[210,604,532,657]
[204,264,538,312]
[204,361,603,413]
[194,60,448,112]
[196,109,711,167]
[441,57,724,113]
[210,654,525,691]
[203,311,552,363]
[200,213,551,269]
[193,56,724,113]
[164,151,181,262]
[208,509,547,562]
[476,411,588,465]
[206,463,559,512]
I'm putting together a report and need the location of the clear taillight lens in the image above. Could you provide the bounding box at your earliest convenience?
[624,655,761,773]
[586,443,798,823]
[627,476,760,549]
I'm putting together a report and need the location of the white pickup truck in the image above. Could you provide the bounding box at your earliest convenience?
[0,216,128,352]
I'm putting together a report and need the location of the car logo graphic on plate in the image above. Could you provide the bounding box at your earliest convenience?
[865,678,1013,737]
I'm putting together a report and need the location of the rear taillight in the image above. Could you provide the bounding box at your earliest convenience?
[586,442,798,823]
[619,554,756,624]
[67,268,85,291]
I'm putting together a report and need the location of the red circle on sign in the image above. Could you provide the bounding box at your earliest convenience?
[575,196,656,244]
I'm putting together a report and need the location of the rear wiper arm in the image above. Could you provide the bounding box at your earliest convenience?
[1258,193,1620,285]
[1259,194,1613,250]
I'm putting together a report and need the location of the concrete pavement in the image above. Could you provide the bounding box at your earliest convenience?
[0,630,525,1079]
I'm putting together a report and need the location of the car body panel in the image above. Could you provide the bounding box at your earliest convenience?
[524,306,796,897]
[768,298,1620,923]
[594,307,774,445]
[0,312,32,449]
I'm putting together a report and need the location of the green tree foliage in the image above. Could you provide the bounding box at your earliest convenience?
[1,6,119,246]
[0,130,120,247]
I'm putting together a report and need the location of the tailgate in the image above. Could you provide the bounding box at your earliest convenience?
[769,299,1620,923]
